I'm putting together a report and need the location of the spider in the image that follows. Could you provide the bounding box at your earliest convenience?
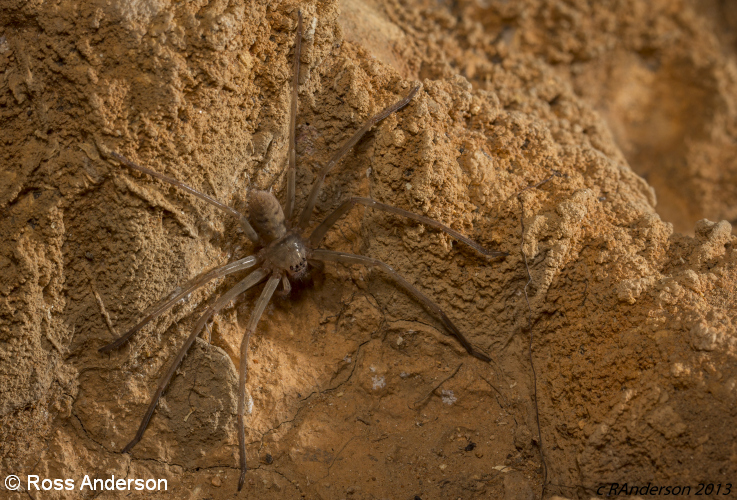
[100,11,505,491]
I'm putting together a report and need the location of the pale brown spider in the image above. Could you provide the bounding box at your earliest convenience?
[100,12,505,491]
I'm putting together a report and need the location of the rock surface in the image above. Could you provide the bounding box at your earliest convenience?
[0,0,735,498]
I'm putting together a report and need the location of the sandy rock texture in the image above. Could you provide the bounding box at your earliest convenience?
[1,0,735,499]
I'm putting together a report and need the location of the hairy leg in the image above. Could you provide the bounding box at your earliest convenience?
[312,249,492,362]
[297,86,420,230]
[309,196,507,257]
[237,274,281,491]
[99,255,260,352]
[109,151,260,242]
[284,11,302,222]
[121,267,270,454]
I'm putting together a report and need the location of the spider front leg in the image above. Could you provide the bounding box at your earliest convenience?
[121,268,270,454]
[237,274,281,491]
[311,249,492,363]
[99,255,260,352]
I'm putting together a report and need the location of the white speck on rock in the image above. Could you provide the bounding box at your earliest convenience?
[372,375,386,390]
[441,389,457,405]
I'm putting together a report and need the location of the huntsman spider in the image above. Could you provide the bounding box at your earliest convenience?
[100,11,505,490]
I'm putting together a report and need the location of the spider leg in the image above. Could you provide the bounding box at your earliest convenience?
[309,197,507,257]
[284,11,302,222]
[121,267,270,455]
[99,255,260,352]
[109,151,260,243]
[297,85,420,230]
[237,274,280,491]
[311,249,492,363]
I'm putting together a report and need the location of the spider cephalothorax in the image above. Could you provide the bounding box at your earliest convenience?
[100,10,505,491]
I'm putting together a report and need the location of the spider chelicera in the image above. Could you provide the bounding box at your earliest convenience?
[100,11,505,491]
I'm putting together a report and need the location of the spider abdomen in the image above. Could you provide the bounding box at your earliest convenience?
[248,190,287,242]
